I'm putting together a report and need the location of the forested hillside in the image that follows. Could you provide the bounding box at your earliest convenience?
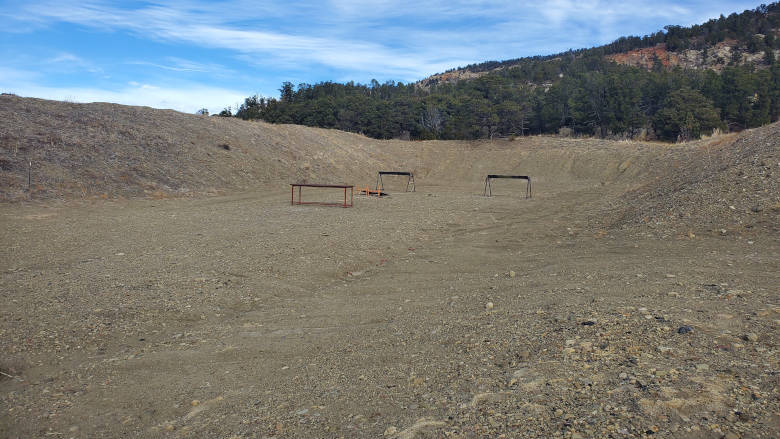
[424,2,780,81]
[231,3,780,142]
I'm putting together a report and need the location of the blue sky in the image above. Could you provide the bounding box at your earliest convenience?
[0,1,764,114]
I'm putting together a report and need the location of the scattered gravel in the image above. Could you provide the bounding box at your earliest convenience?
[0,97,777,438]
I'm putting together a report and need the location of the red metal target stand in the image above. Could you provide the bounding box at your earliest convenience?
[290,183,354,207]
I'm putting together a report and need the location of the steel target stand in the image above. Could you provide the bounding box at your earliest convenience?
[290,183,354,207]
[483,175,532,198]
[376,171,415,192]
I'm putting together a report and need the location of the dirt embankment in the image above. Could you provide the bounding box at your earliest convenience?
[1,94,778,236]
[0,94,673,199]
[0,94,660,202]
[610,123,779,235]
[0,94,403,200]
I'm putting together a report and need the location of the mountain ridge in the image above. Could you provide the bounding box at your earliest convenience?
[233,3,779,142]
[418,4,779,88]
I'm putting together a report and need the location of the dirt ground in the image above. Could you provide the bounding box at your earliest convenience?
[1,96,778,438]
[1,177,777,438]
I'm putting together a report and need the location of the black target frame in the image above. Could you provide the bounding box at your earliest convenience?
[483,175,532,198]
[376,171,415,192]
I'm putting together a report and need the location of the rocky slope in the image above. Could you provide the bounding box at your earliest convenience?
[606,41,777,71]
[611,122,779,236]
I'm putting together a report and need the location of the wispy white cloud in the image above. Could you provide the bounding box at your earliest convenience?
[45,52,105,74]
[15,1,442,78]
[127,57,235,76]
[48,53,83,64]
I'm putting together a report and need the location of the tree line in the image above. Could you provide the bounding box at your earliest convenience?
[226,3,780,142]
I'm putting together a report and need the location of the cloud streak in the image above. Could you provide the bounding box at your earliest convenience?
[127,57,235,76]
[14,1,444,78]
[45,52,105,74]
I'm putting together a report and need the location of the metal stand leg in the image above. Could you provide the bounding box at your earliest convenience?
[484,177,492,197]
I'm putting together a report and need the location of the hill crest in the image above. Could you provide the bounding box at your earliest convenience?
[418,3,779,88]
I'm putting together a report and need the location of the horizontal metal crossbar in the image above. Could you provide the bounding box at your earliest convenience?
[378,171,413,176]
[290,183,353,207]
[290,183,354,188]
[486,174,530,180]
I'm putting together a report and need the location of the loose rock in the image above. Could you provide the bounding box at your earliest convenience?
[742,333,758,342]
[677,326,693,334]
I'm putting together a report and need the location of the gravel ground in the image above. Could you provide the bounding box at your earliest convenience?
[1,182,777,438]
[612,123,779,237]
[0,96,777,438]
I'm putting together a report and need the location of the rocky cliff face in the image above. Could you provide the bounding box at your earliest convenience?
[606,40,777,71]
[417,69,489,88]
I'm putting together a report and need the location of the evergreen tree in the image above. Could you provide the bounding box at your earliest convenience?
[653,88,724,141]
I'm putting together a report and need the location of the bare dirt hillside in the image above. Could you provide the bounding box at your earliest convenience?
[0,94,405,200]
[1,93,663,202]
[1,94,777,235]
[0,96,778,438]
